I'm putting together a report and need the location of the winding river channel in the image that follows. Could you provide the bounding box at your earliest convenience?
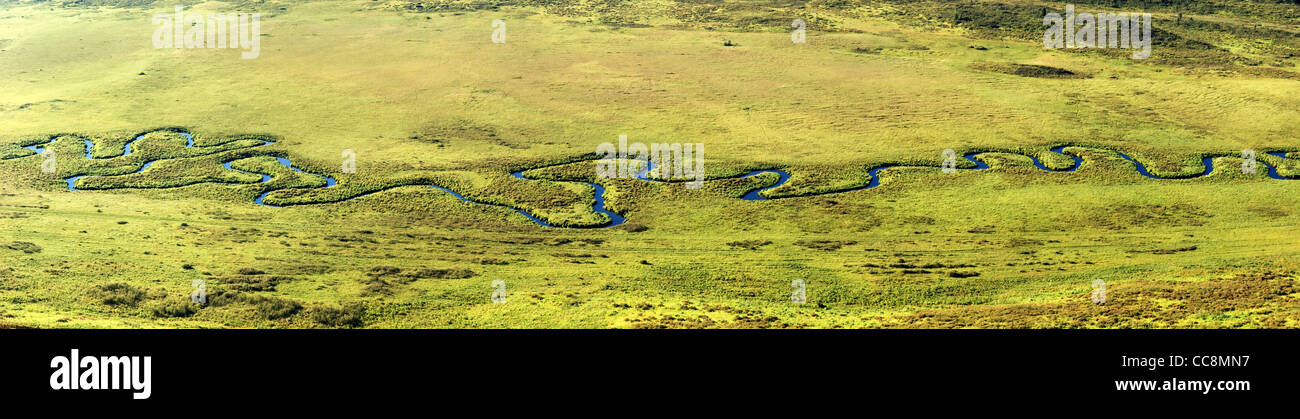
[9,130,1297,228]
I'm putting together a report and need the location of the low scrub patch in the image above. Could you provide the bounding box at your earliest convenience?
[309,302,366,328]
[152,300,198,318]
[970,62,1088,79]
[91,283,145,306]
[4,241,41,253]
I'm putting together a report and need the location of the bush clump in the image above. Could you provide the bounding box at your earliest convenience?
[220,275,294,292]
[726,240,772,250]
[361,277,394,296]
[970,62,1088,79]
[408,268,476,280]
[4,241,41,253]
[368,266,402,276]
[310,302,366,328]
[794,240,857,251]
[153,300,198,317]
[249,295,302,320]
[92,283,144,306]
[203,289,302,320]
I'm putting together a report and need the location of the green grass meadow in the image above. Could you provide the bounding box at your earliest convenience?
[0,0,1298,328]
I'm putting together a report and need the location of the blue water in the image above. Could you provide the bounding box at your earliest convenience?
[634,159,651,181]
[49,132,191,190]
[1264,152,1293,180]
[617,148,793,201]
[220,159,272,206]
[238,151,568,227]
[1030,146,1082,172]
[274,157,337,187]
[737,153,988,199]
[10,134,1300,229]
[963,153,991,170]
[254,190,274,206]
[589,182,624,226]
[739,170,792,201]
[122,135,141,156]
[730,146,1275,200]
[223,161,271,183]
[510,170,622,228]
[1115,152,1214,179]
[250,157,340,207]
[433,184,558,228]
[22,142,48,154]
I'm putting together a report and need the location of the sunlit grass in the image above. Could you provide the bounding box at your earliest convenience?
[0,0,1296,328]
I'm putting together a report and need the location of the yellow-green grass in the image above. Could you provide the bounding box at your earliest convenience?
[0,0,1297,328]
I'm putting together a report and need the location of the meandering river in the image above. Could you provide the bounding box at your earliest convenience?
[10,130,1297,229]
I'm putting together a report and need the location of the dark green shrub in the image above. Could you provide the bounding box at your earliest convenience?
[221,275,292,292]
[4,241,41,253]
[201,289,301,319]
[92,283,144,306]
[726,240,772,250]
[408,268,476,279]
[153,300,198,317]
[361,278,393,296]
[310,302,366,328]
[249,296,301,320]
[368,266,402,276]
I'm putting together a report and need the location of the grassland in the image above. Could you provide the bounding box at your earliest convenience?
[0,0,1297,328]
